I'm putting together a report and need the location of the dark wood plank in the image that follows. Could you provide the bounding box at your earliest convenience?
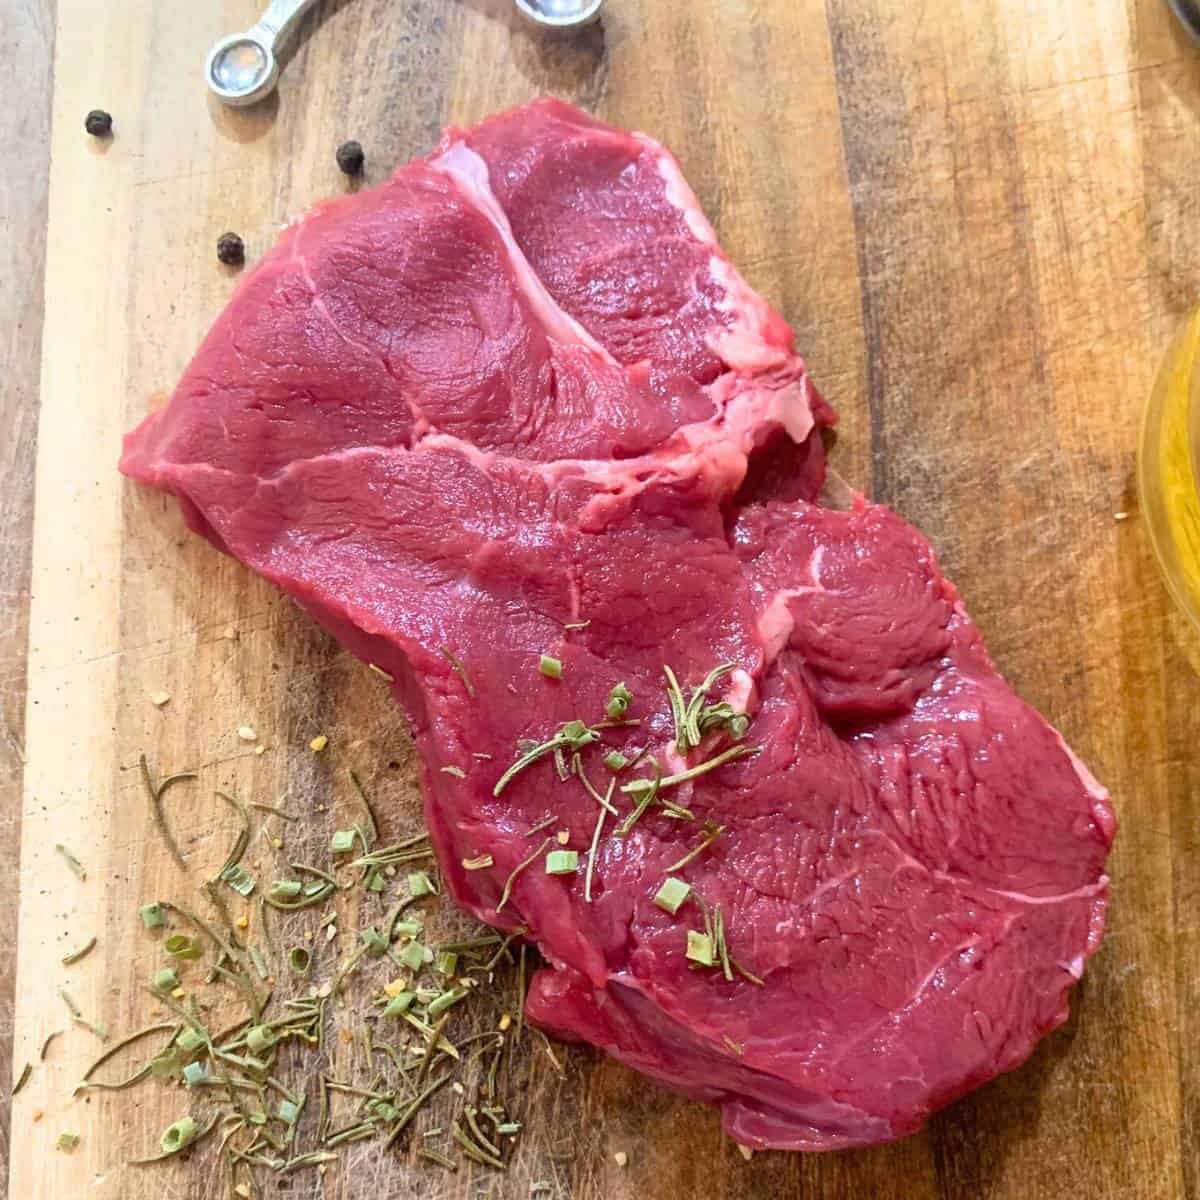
[825,1,1200,1197]
[1130,6,1200,1199]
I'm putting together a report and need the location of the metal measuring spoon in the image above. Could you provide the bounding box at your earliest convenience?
[514,0,604,30]
[205,0,321,107]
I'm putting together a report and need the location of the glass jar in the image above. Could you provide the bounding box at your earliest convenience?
[1139,306,1200,631]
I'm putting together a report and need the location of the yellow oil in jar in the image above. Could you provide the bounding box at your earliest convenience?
[1140,307,1200,629]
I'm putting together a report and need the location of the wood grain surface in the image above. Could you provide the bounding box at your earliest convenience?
[0,0,53,1191]
[5,1,1200,1198]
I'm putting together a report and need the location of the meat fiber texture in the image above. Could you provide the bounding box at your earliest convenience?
[121,99,1115,1151]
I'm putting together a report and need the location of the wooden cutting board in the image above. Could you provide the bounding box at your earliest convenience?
[9,1,1200,1197]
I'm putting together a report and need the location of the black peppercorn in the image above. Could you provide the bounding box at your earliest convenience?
[336,140,365,176]
[85,109,113,137]
[216,232,246,267]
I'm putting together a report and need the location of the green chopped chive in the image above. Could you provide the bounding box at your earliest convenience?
[606,681,633,720]
[219,864,256,897]
[408,871,435,897]
[147,1050,183,1080]
[393,919,423,939]
[270,880,303,900]
[164,935,202,961]
[398,942,426,972]
[461,854,494,871]
[177,1027,206,1054]
[545,850,579,876]
[278,1099,301,1124]
[686,930,715,966]
[538,654,563,680]
[246,1026,276,1054]
[654,877,692,915]
[364,868,386,893]
[56,1132,80,1153]
[160,1115,199,1155]
[330,829,357,855]
[428,987,468,1017]
[435,951,458,977]
[288,947,312,976]
[697,700,750,742]
[361,926,389,956]
[138,902,165,929]
[55,844,87,880]
[382,992,415,1017]
[153,968,180,993]
[181,1061,209,1087]
[603,750,629,773]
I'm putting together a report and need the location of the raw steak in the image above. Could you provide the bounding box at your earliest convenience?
[121,99,1114,1151]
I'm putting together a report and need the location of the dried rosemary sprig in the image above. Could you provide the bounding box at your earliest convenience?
[138,754,197,868]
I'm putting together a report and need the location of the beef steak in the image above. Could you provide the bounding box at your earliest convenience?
[120,99,1114,1151]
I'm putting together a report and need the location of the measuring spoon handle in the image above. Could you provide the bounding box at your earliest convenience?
[251,0,322,52]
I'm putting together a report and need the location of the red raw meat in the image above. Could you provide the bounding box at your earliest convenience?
[121,99,1114,1150]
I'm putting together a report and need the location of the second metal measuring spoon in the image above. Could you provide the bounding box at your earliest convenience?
[1166,0,1200,41]
[206,0,321,107]
[514,0,605,29]
[207,0,606,107]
